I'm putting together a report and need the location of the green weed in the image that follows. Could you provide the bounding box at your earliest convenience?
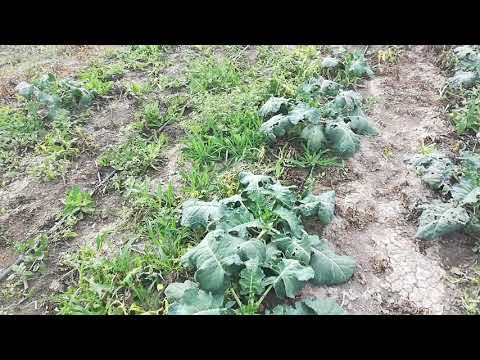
[99,133,168,178]
[188,57,241,94]
[450,87,480,134]
[62,186,95,219]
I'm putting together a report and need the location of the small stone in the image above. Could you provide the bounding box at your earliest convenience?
[49,280,63,293]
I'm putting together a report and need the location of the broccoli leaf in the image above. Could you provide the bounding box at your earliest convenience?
[259,114,293,141]
[239,259,266,296]
[415,201,470,240]
[450,177,480,205]
[164,280,199,302]
[287,103,322,125]
[448,70,479,90]
[410,152,454,190]
[239,172,274,191]
[348,58,374,78]
[265,258,314,299]
[321,57,340,69]
[180,199,226,229]
[296,190,336,225]
[324,120,361,157]
[346,114,378,136]
[300,124,327,152]
[181,229,245,292]
[272,233,317,265]
[259,97,289,118]
[273,206,304,237]
[166,285,227,315]
[266,298,345,315]
[310,239,356,285]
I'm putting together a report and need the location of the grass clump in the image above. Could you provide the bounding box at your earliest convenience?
[56,179,193,315]
[98,133,168,184]
[450,87,480,135]
[188,57,240,94]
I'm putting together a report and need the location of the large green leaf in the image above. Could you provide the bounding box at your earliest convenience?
[324,120,360,157]
[348,58,374,78]
[239,259,266,296]
[332,90,363,114]
[302,298,346,315]
[321,57,340,69]
[287,103,322,125]
[460,151,480,171]
[259,97,289,118]
[300,124,327,152]
[239,239,267,262]
[166,285,227,315]
[265,258,314,299]
[181,229,245,292]
[346,114,378,136]
[296,190,336,225]
[310,239,356,285]
[299,77,342,98]
[415,201,470,240]
[448,70,479,90]
[273,206,303,237]
[164,280,199,302]
[453,46,480,72]
[181,199,226,229]
[410,153,454,190]
[259,114,292,141]
[267,182,297,209]
[450,177,480,205]
[272,233,317,265]
[239,172,274,191]
[266,298,345,315]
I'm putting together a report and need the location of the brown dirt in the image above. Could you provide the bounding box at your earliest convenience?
[301,46,476,314]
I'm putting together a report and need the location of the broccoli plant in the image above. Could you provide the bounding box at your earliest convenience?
[257,53,377,159]
[412,151,480,241]
[446,46,480,90]
[165,172,355,315]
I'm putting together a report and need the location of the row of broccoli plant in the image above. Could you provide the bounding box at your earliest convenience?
[444,46,480,136]
[410,46,480,242]
[411,148,480,241]
[165,172,355,315]
[13,74,101,180]
[258,51,377,159]
[446,46,480,90]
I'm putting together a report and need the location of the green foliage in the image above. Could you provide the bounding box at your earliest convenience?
[447,46,480,90]
[14,234,49,274]
[57,245,165,315]
[0,105,44,176]
[183,110,265,165]
[63,186,95,218]
[266,297,345,315]
[410,152,454,190]
[416,201,470,241]
[8,73,99,181]
[188,57,241,94]
[413,150,480,241]
[78,64,121,96]
[450,87,480,135]
[118,45,170,70]
[99,133,167,177]
[258,66,377,158]
[167,173,354,314]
